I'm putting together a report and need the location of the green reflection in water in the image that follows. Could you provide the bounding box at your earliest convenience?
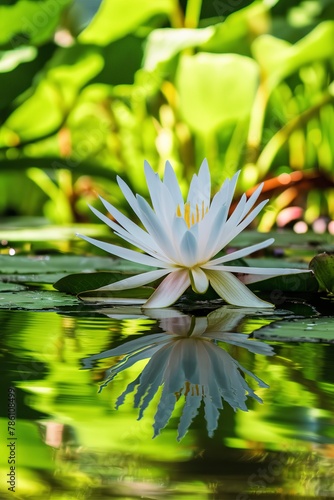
[1,307,334,498]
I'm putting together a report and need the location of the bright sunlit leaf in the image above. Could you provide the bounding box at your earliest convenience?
[175,53,259,134]
[79,0,174,45]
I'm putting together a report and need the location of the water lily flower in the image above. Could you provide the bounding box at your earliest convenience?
[83,307,275,440]
[78,160,308,308]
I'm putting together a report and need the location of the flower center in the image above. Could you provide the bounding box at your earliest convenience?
[176,201,208,228]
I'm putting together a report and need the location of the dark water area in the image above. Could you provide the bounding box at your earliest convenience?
[1,299,334,499]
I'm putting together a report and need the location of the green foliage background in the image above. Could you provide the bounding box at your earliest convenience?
[0,0,334,229]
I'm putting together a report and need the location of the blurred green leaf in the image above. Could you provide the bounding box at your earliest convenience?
[79,0,174,45]
[47,45,104,108]
[143,27,214,71]
[0,223,109,242]
[309,252,334,293]
[252,21,334,88]
[201,3,270,54]
[4,80,63,142]
[0,0,71,46]
[175,52,259,134]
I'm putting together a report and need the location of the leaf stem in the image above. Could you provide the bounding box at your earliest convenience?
[184,0,202,28]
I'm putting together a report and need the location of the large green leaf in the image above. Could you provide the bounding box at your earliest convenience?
[175,52,259,134]
[252,21,334,88]
[0,0,71,46]
[4,79,63,142]
[143,27,214,71]
[46,45,104,108]
[2,46,103,142]
[79,0,174,46]
[143,2,271,72]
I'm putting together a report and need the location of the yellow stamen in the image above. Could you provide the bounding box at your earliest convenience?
[184,202,191,228]
[176,201,208,228]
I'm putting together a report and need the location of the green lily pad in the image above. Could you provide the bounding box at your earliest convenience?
[0,282,26,292]
[254,317,334,343]
[0,255,151,274]
[54,272,136,295]
[79,286,154,304]
[248,268,318,293]
[309,253,334,293]
[0,290,81,310]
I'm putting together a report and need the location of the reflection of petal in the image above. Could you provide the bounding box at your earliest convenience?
[83,306,275,439]
[205,332,275,356]
[82,333,169,369]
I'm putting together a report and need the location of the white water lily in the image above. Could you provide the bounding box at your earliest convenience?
[78,160,308,308]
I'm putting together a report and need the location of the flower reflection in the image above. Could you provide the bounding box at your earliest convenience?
[83,307,274,440]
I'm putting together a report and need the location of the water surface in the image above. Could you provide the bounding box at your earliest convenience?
[1,301,334,499]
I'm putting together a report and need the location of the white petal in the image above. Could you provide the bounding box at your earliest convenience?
[190,267,209,294]
[97,268,171,291]
[180,230,198,267]
[218,199,269,249]
[240,182,264,220]
[163,160,184,207]
[116,175,143,219]
[144,162,179,231]
[136,195,179,261]
[205,238,275,266]
[197,158,211,207]
[144,269,190,308]
[200,203,228,260]
[144,161,164,214]
[88,203,165,259]
[205,265,310,275]
[187,163,209,209]
[205,270,274,308]
[76,233,170,268]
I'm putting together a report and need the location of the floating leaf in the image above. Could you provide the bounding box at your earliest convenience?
[309,252,334,293]
[79,286,154,304]
[0,290,81,310]
[0,254,151,274]
[255,317,334,343]
[0,282,26,292]
[54,271,133,295]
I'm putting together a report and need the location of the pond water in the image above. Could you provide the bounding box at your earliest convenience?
[2,295,334,499]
